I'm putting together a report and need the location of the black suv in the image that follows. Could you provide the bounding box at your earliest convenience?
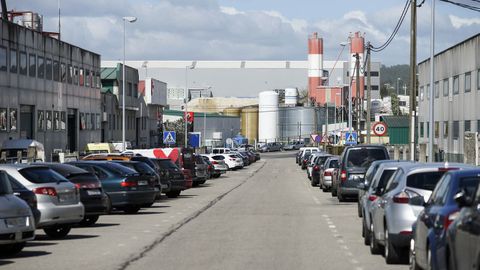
[335,145,389,202]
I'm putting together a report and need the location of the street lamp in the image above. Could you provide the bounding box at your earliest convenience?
[184,64,194,147]
[335,92,341,144]
[122,16,137,152]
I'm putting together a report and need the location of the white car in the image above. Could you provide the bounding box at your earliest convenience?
[210,154,243,170]
[201,155,228,177]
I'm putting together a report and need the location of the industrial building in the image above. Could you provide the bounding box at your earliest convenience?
[0,14,102,159]
[417,33,480,162]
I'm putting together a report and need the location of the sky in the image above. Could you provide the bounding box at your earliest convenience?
[11,0,480,66]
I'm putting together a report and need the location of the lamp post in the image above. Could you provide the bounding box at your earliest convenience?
[122,16,137,152]
[184,64,194,147]
[428,0,435,162]
[335,92,341,144]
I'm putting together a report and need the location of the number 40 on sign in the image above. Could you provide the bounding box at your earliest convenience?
[372,122,387,136]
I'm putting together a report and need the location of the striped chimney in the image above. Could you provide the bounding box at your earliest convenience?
[349,32,365,98]
[308,32,324,100]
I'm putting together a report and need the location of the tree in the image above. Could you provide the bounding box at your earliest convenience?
[390,93,402,116]
[162,118,185,147]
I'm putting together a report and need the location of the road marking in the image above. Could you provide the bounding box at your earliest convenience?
[118,243,126,247]
[143,230,151,233]
[322,214,329,218]
[351,259,359,264]
[346,252,353,257]
[312,196,320,204]
[341,245,349,250]
[329,225,336,229]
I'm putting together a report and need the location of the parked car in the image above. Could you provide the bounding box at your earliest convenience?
[249,150,261,161]
[150,158,186,198]
[68,161,156,214]
[284,141,305,151]
[0,164,84,239]
[297,147,320,166]
[6,175,41,226]
[370,163,473,264]
[260,142,283,152]
[301,152,314,170]
[130,156,169,191]
[334,145,390,202]
[411,169,480,270]
[201,155,228,178]
[359,161,410,247]
[37,163,108,226]
[309,153,333,186]
[446,171,480,270]
[211,154,243,170]
[193,154,208,186]
[231,151,250,166]
[0,171,35,255]
[212,148,231,154]
[306,152,321,180]
[318,156,339,191]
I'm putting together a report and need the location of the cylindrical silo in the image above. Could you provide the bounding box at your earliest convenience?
[284,88,298,107]
[241,106,259,144]
[223,107,241,117]
[259,91,279,143]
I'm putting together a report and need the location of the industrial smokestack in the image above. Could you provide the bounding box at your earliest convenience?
[349,32,365,98]
[308,32,324,102]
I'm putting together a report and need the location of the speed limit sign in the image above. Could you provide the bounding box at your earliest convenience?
[373,122,387,136]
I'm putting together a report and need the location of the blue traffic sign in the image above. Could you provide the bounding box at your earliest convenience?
[163,131,176,145]
[188,132,201,148]
[345,131,358,145]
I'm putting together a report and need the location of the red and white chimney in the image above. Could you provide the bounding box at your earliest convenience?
[349,32,365,98]
[308,32,324,100]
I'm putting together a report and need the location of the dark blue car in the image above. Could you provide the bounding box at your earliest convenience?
[411,169,480,270]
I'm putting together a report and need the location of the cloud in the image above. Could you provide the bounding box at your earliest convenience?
[449,14,480,28]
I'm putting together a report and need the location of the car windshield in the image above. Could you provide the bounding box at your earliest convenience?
[328,159,339,168]
[0,172,12,195]
[346,148,388,168]
[20,167,69,184]
[103,162,139,176]
[406,171,446,191]
[315,156,330,166]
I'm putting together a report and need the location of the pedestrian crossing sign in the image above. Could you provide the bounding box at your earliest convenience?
[163,131,176,145]
[345,131,357,145]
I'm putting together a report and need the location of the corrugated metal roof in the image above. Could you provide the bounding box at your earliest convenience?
[101,67,118,80]
[382,115,409,128]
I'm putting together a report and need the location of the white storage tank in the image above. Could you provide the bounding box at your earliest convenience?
[259,91,279,143]
[284,88,298,106]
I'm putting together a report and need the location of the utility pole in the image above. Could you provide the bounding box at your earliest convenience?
[366,44,372,144]
[428,0,435,162]
[355,53,361,132]
[409,0,417,161]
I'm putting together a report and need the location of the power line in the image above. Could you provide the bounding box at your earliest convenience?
[439,0,480,11]
[371,0,411,52]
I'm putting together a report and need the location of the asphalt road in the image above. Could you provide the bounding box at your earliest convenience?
[1,152,408,270]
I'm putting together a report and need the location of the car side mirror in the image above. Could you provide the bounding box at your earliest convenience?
[454,190,472,208]
[410,195,426,206]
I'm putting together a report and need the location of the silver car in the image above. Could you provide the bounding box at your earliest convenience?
[0,171,35,255]
[0,164,84,239]
[370,163,474,264]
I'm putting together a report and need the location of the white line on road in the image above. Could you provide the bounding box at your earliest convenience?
[312,196,320,204]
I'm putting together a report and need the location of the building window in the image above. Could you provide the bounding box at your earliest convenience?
[478,69,480,91]
[86,113,90,129]
[371,85,379,91]
[453,121,459,139]
[74,66,78,85]
[369,71,379,77]
[80,113,85,130]
[96,71,101,88]
[426,84,430,100]
[53,111,60,130]
[19,51,27,75]
[420,122,424,138]
[53,60,59,81]
[427,122,430,138]
[435,81,439,98]
[128,82,133,97]
[79,68,84,86]
[61,62,66,82]
[465,72,471,93]
[85,69,90,87]
[96,114,101,130]
[91,114,95,129]
[420,86,424,101]
[478,120,480,132]
[9,108,17,131]
[60,112,66,130]
[9,48,17,73]
[465,120,471,132]
[443,78,449,97]
[453,75,459,94]
[67,64,72,84]
[46,111,52,130]
[28,53,36,77]
[444,121,449,138]
[134,83,138,98]
[0,47,6,72]
[0,108,6,131]
[435,121,439,138]
[38,56,44,78]
[37,111,44,130]
[46,58,52,80]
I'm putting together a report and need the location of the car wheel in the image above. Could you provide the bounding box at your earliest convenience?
[0,242,26,255]
[358,202,363,218]
[338,191,345,202]
[79,215,100,227]
[363,218,371,246]
[142,202,154,208]
[331,187,337,197]
[447,248,455,270]
[409,243,421,270]
[310,179,317,187]
[166,190,181,198]
[370,223,382,255]
[123,206,141,214]
[105,195,113,214]
[44,226,71,239]
[426,247,433,270]
[385,227,401,264]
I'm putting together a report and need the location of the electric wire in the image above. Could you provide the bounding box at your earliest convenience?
[439,0,480,11]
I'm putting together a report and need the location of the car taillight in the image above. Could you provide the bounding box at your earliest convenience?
[303,160,307,164]
[212,161,218,164]
[75,182,101,189]
[393,189,421,204]
[324,171,332,177]
[368,195,377,201]
[340,170,347,182]
[444,211,460,230]
[313,165,319,171]
[33,187,57,196]
[121,181,137,187]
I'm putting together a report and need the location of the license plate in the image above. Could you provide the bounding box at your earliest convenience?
[59,193,75,202]
[138,180,148,186]
[87,189,102,196]
[5,217,27,228]
[154,187,160,191]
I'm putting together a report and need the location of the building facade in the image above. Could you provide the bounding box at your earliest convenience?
[0,19,101,159]
[417,34,480,162]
